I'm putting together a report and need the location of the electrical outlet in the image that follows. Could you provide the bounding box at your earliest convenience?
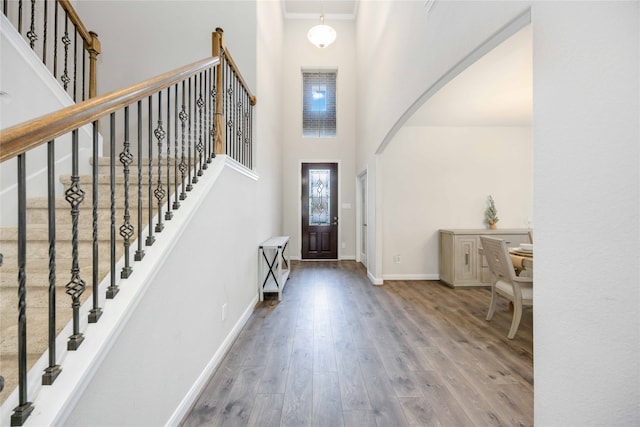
[394,255,401,263]
[222,303,227,321]
[341,242,346,249]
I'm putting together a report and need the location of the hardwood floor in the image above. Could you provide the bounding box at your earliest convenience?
[181,261,533,427]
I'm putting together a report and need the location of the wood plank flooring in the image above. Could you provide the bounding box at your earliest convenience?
[181,261,533,427]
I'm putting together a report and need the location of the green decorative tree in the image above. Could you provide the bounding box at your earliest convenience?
[485,195,499,229]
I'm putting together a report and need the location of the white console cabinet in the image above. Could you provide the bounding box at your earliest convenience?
[439,229,530,287]
[258,236,290,301]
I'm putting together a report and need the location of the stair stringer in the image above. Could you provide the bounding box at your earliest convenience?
[0,155,261,426]
[0,13,100,227]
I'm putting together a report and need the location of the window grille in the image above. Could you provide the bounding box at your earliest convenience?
[302,71,336,138]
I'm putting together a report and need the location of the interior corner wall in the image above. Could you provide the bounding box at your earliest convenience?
[355,1,638,425]
[381,126,532,278]
[281,19,357,260]
[531,2,639,425]
[256,0,285,236]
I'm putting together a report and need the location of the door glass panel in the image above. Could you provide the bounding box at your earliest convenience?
[309,169,331,225]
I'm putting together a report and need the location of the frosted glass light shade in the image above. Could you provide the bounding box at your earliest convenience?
[307,22,336,49]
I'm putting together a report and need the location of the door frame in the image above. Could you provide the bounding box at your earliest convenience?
[298,159,342,260]
[356,169,367,267]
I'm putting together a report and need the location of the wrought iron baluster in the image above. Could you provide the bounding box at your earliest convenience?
[120,107,134,278]
[202,68,209,169]
[235,70,240,162]
[226,61,233,158]
[186,78,193,192]
[72,26,77,101]
[53,1,58,78]
[106,114,119,298]
[146,96,155,246]
[241,89,247,167]
[42,0,47,65]
[236,78,243,166]
[18,0,22,34]
[89,120,103,319]
[194,72,204,181]
[246,90,251,168]
[43,139,62,384]
[26,0,37,48]
[179,81,188,200]
[61,13,70,90]
[82,40,86,101]
[11,152,35,426]
[165,88,173,220]
[135,100,145,260]
[249,94,254,169]
[211,66,217,161]
[154,92,166,233]
[66,129,86,351]
[225,63,230,159]
[173,84,180,210]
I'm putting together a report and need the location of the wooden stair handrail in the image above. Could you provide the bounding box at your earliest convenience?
[59,0,101,98]
[58,0,94,49]
[212,27,256,106]
[0,57,219,163]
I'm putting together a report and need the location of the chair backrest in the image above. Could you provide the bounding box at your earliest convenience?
[480,236,518,283]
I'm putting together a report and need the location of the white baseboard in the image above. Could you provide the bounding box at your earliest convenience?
[382,274,440,281]
[289,256,356,261]
[367,270,384,286]
[165,294,258,426]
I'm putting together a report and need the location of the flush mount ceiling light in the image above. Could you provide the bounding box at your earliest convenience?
[307,14,336,48]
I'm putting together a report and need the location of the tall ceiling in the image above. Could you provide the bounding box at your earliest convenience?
[405,25,532,127]
[282,0,359,19]
[282,2,532,127]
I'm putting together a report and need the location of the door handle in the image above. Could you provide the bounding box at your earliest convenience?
[332,216,339,225]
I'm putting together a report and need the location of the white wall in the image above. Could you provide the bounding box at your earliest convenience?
[356,1,639,425]
[532,2,639,425]
[64,165,264,426]
[281,19,357,259]
[76,1,256,96]
[381,126,532,279]
[255,0,284,237]
[61,1,285,424]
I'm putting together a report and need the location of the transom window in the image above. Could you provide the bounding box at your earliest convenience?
[302,71,336,138]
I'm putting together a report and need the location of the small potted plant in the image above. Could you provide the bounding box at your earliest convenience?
[485,195,499,229]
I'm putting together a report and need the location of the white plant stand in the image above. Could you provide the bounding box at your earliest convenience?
[258,236,290,301]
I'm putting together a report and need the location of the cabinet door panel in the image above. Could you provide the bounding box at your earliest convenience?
[454,237,478,282]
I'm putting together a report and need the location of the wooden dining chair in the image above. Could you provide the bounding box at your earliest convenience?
[480,236,533,339]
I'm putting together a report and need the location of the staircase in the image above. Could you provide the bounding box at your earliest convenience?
[0,157,168,404]
[1,1,255,422]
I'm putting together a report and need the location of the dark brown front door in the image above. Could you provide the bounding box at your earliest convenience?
[301,163,338,259]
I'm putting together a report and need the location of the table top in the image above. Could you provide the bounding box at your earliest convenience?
[260,236,290,248]
[509,248,533,270]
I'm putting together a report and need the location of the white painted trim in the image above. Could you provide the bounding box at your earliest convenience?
[340,255,356,260]
[367,269,383,286]
[382,274,440,281]
[224,155,259,181]
[375,8,532,155]
[165,295,257,426]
